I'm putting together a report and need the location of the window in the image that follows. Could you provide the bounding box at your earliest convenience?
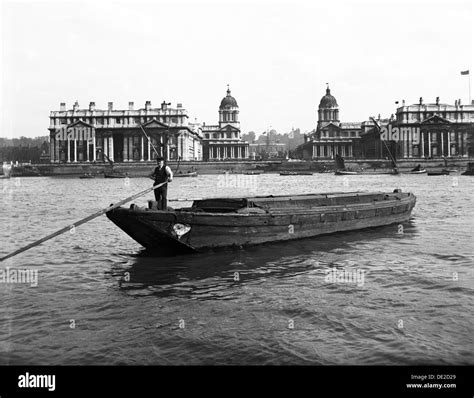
[205,134,210,139]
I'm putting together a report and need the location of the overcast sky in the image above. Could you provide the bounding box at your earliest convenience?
[1,0,472,138]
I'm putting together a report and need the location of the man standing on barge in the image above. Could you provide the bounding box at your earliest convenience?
[150,156,173,210]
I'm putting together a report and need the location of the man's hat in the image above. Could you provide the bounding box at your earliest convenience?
[156,156,164,161]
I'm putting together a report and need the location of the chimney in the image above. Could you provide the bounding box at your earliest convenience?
[436,97,439,105]
[145,101,151,111]
[89,101,95,111]
[402,100,405,106]
[73,100,79,111]
[455,100,458,107]
[177,103,182,108]
[60,102,66,112]
[129,101,134,111]
[161,101,168,110]
[458,99,461,106]
[419,97,423,105]
[108,102,113,111]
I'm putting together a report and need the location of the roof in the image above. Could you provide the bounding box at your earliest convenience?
[319,86,338,109]
[219,87,238,109]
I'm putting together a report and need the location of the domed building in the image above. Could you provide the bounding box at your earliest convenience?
[201,86,249,161]
[298,84,362,160]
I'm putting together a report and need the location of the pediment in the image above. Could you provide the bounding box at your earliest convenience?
[421,114,451,125]
[142,118,169,128]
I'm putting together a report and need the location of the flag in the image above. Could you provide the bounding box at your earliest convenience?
[461,70,469,75]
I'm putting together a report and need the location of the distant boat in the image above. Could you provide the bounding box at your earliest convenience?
[174,171,198,178]
[104,170,127,178]
[106,189,417,255]
[407,164,427,174]
[335,170,359,175]
[461,163,474,176]
[279,171,313,176]
[335,170,398,175]
[427,170,450,176]
[79,173,95,179]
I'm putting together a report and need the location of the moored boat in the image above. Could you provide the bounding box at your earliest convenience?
[279,171,313,176]
[427,169,450,176]
[106,189,416,255]
[79,173,95,179]
[461,163,474,176]
[175,171,198,177]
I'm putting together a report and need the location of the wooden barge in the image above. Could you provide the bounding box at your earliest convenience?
[106,189,416,255]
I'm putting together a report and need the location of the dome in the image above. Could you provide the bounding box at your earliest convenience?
[319,86,338,108]
[220,87,238,109]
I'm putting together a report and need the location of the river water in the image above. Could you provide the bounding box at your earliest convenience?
[0,173,473,365]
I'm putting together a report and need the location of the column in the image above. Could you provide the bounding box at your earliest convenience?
[73,140,77,162]
[123,135,128,161]
[447,131,451,157]
[462,132,468,156]
[141,136,144,161]
[55,138,60,163]
[402,131,407,158]
[67,139,70,162]
[148,139,151,161]
[408,129,413,157]
[428,132,432,157]
[421,131,425,157]
[441,132,445,157]
[93,136,96,161]
[50,138,54,163]
[86,141,90,162]
[129,137,133,161]
[109,136,114,161]
[349,145,353,157]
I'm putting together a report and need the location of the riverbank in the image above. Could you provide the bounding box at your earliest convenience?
[2,158,473,176]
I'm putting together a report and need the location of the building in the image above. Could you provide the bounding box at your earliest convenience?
[298,85,362,160]
[248,130,288,160]
[201,86,249,161]
[360,97,474,159]
[48,100,203,163]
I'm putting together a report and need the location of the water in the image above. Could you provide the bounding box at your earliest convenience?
[0,173,473,365]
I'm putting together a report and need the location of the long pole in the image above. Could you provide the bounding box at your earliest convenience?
[0,181,168,262]
[138,123,160,158]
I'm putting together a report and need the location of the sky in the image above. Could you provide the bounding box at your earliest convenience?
[1,0,473,138]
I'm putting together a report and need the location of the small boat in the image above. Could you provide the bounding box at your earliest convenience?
[407,164,427,174]
[174,171,198,178]
[104,170,127,178]
[79,173,95,179]
[461,163,474,176]
[279,171,313,176]
[335,170,359,175]
[106,189,416,255]
[243,170,264,175]
[427,170,450,176]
